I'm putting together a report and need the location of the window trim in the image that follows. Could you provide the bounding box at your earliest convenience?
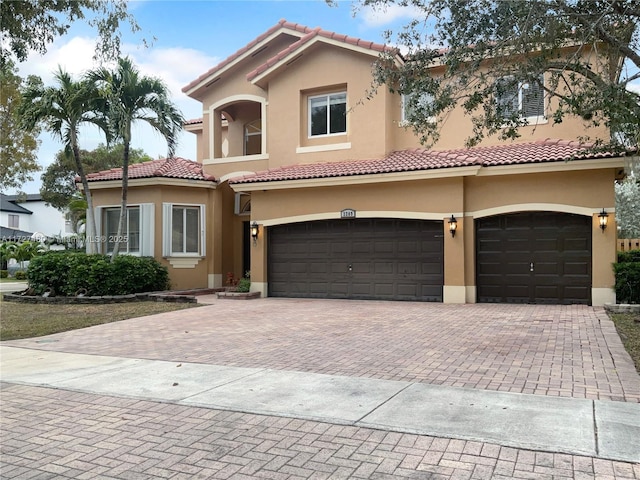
[94,204,154,256]
[8,214,19,229]
[243,118,262,156]
[307,91,347,138]
[102,206,141,255]
[401,92,436,126]
[495,74,547,124]
[162,203,206,258]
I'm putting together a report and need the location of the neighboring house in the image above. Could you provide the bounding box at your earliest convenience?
[86,20,627,306]
[0,194,71,240]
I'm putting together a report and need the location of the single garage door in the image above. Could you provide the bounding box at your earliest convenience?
[476,212,592,304]
[268,218,443,301]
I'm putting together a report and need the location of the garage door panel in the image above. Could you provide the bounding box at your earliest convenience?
[564,237,590,251]
[477,212,591,304]
[564,262,590,275]
[269,219,443,301]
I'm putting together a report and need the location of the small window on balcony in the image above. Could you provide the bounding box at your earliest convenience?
[309,92,346,137]
[244,119,262,155]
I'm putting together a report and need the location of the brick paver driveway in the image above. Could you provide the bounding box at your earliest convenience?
[5,299,640,402]
[3,299,640,479]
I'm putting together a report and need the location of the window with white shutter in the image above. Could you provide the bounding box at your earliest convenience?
[495,74,545,122]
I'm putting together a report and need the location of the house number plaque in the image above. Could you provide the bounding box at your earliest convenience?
[340,208,356,219]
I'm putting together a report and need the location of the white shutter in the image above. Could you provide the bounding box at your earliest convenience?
[162,203,172,257]
[199,204,206,257]
[139,204,154,256]
[521,75,545,118]
[93,207,103,254]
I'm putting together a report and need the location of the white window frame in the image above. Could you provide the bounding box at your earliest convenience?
[102,206,141,255]
[308,92,347,138]
[244,119,262,156]
[495,74,546,124]
[401,92,436,126]
[94,204,154,256]
[162,203,206,257]
[8,214,19,229]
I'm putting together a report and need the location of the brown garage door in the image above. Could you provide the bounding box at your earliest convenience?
[268,218,443,301]
[476,212,592,304]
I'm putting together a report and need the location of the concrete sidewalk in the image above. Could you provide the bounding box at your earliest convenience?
[2,345,639,465]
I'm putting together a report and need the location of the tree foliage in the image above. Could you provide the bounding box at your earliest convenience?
[40,143,152,211]
[19,68,111,253]
[616,158,640,237]
[357,0,640,148]
[0,0,140,63]
[0,60,40,192]
[88,57,184,260]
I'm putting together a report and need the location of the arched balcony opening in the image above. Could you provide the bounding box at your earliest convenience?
[209,96,267,163]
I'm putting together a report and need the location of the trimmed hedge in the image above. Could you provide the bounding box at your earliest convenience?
[615,249,640,304]
[27,252,169,296]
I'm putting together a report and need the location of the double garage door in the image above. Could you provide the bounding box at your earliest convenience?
[267,212,592,304]
[476,212,592,304]
[268,219,444,301]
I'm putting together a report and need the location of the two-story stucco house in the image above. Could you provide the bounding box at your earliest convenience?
[85,20,627,306]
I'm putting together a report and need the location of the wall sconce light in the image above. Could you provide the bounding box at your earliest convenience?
[448,215,458,237]
[250,221,260,244]
[598,208,608,232]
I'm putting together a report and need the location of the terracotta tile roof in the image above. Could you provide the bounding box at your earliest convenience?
[83,158,216,183]
[247,26,392,81]
[230,139,620,185]
[182,19,313,94]
[184,118,203,126]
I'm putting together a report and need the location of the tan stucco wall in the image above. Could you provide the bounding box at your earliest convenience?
[266,44,389,167]
[390,47,611,150]
[246,166,618,303]
[90,183,216,290]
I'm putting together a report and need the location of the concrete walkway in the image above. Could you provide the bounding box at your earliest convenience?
[2,345,639,465]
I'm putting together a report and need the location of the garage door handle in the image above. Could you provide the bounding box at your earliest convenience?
[530,262,534,272]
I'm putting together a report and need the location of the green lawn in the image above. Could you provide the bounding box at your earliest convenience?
[0,299,202,341]
[609,313,640,373]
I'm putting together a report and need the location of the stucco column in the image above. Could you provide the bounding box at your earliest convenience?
[208,189,224,288]
[592,210,617,306]
[250,222,268,297]
[443,215,467,303]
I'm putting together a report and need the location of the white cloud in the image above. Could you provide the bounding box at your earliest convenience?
[122,44,219,120]
[359,4,422,28]
[16,36,100,83]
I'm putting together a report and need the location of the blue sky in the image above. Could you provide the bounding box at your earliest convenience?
[13,0,419,195]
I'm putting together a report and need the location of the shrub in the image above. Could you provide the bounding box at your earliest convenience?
[618,250,640,263]
[0,270,7,278]
[27,252,169,296]
[236,277,251,293]
[614,250,640,304]
[14,271,27,280]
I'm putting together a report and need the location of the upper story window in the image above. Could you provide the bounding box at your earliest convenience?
[8,214,19,229]
[495,74,545,122]
[309,92,347,137]
[401,92,435,125]
[244,119,262,155]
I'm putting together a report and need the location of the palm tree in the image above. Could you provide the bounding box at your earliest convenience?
[89,57,184,260]
[20,68,109,254]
